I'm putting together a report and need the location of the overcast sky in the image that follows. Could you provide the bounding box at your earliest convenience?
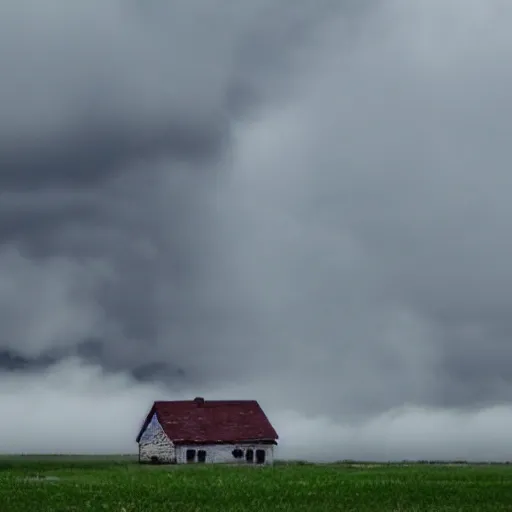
[2,0,512,461]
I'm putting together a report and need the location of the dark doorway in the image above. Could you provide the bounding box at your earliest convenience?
[197,450,206,463]
[256,449,266,464]
[186,449,196,463]
[245,449,254,463]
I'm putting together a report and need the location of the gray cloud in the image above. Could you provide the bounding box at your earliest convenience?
[2,0,512,460]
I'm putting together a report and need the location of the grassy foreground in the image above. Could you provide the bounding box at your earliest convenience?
[1,457,512,511]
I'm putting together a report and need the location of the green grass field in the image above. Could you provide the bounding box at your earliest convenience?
[1,457,512,511]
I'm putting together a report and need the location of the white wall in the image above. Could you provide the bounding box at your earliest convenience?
[138,413,175,463]
[175,443,275,465]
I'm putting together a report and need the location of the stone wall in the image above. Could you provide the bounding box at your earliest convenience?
[175,443,275,465]
[138,413,175,463]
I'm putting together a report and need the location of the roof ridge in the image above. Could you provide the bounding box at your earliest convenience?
[153,399,259,404]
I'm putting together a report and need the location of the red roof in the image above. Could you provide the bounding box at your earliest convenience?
[136,398,279,444]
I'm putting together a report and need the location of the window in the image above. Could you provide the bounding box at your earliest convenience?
[256,449,266,464]
[232,448,243,459]
[245,449,254,463]
[186,449,196,463]
[197,450,206,463]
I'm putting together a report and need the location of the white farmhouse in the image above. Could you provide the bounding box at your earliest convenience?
[136,397,279,465]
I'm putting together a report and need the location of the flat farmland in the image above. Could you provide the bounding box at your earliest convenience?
[1,457,512,511]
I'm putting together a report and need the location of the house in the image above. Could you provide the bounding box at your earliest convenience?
[136,397,279,465]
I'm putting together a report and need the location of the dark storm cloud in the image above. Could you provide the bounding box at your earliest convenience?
[0,0,349,373]
[0,116,228,189]
[0,0,352,190]
[215,0,512,422]
[2,0,512,461]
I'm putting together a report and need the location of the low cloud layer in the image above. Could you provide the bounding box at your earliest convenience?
[2,0,512,460]
[2,359,512,462]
